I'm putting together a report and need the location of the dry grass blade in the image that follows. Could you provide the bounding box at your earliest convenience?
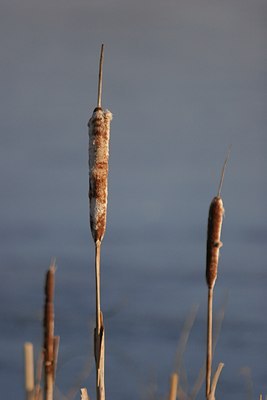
[43,262,56,400]
[24,342,35,400]
[94,311,105,400]
[173,305,198,398]
[80,388,90,400]
[174,305,198,373]
[240,367,253,400]
[53,336,60,382]
[177,385,188,400]
[207,363,224,400]
[169,373,179,400]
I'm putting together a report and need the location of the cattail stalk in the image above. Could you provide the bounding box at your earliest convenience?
[81,388,90,400]
[43,263,56,400]
[168,373,179,400]
[88,44,112,400]
[24,342,35,400]
[205,150,230,399]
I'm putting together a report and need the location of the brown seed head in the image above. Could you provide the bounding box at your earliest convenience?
[88,108,112,242]
[43,263,55,373]
[206,196,224,289]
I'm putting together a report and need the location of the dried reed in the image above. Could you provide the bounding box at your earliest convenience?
[43,262,56,400]
[205,150,230,399]
[53,336,60,383]
[208,363,224,400]
[80,388,90,400]
[88,44,112,400]
[169,373,179,400]
[24,342,35,400]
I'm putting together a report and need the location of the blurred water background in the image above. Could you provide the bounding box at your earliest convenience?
[0,0,266,399]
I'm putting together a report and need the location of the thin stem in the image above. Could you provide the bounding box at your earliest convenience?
[217,145,231,197]
[24,342,34,400]
[208,363,224,400]
[81,388,90,400]
[95,241,101,333]
[169,373,179,400]
[45,375,54,400]
[190,296,227,400]
[94,240,105,400]
[44,264,56,400]
[206,287,213,398]
[97,44,104,109]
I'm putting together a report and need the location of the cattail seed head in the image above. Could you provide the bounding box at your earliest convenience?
[88,107,112,243]
[206,196,224,289]
[43,264,55,374]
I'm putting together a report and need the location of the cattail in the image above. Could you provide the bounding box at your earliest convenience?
[205,148,230,289]
[206,196,224,289]
[43,262,56,400]
[88,44,112,243]
[88,44,111,400]
[206,149,230,398]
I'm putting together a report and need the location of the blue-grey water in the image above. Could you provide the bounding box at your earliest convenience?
[0,0,266,399]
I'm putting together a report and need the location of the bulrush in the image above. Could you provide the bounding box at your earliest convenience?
[88,107,112,243]
[206,196,224,290]
[43,262,56,400]
[88,44,112,244]
[88,44,112,400]
[205,149,230,399]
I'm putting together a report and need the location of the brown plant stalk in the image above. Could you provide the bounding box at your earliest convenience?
[88,44,112,400]
[169,373,179,400]
[24,342,35,400]
[80,388,90,400]
[43,262,56,400]
[205,150,230,399]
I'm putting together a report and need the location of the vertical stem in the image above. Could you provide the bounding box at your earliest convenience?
[45,375,53,400]
[95,241,101,334]
[97,44,104,109]
[94,240,105,400]
[206,287,213,398]
[52,336,60,383]
[169,373,179,400]
[81,388,90,400]
[44,265,55,400]
[24,342,34,400]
